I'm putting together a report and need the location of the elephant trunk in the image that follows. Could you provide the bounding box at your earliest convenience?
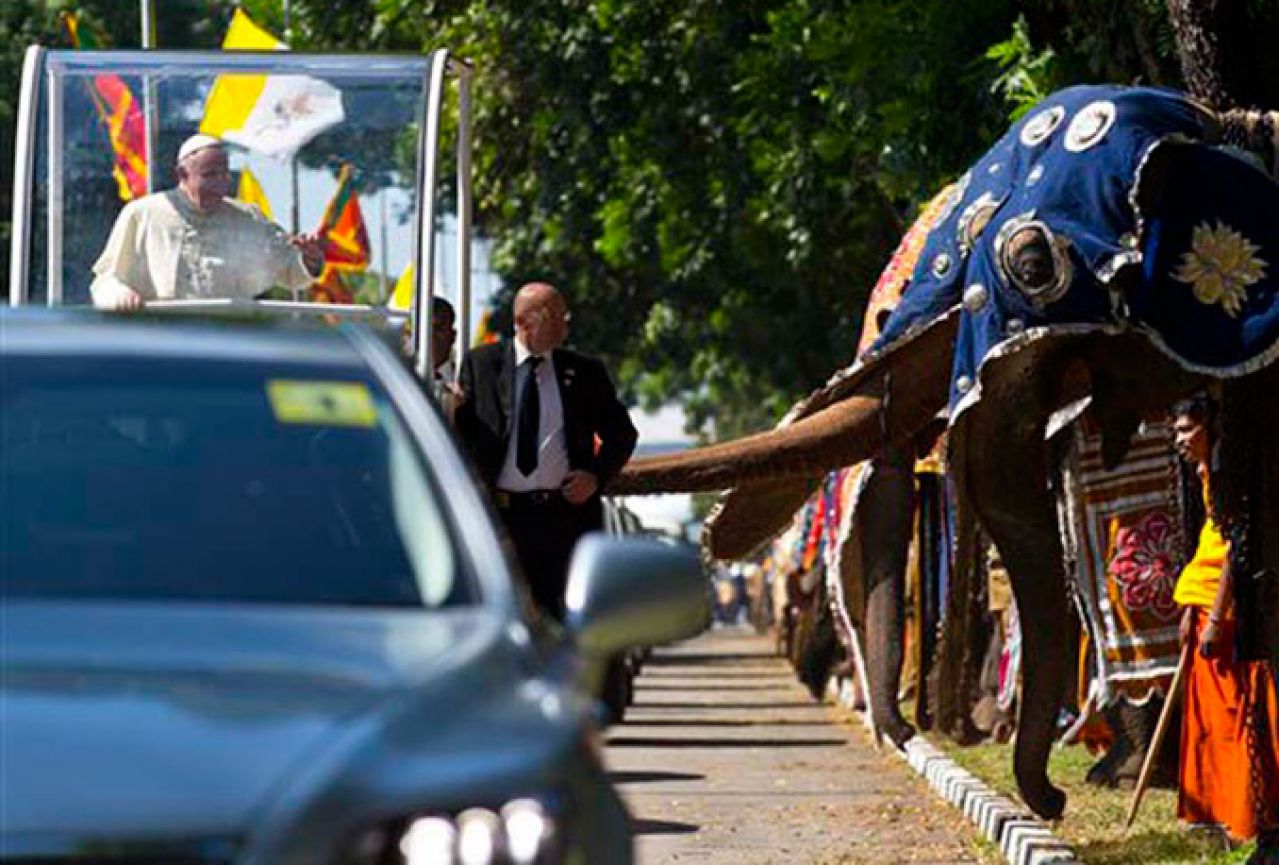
[608,312,959,498]
[608,393,885,495]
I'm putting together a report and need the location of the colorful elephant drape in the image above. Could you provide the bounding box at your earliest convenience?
[867,85,1279,424]
[1061,416,1186,734]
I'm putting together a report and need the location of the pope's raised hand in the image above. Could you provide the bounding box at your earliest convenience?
[291,232,325,275]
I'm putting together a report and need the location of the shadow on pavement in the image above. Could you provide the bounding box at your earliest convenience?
[609,769,704,784]
[631,670,792,679]
[630,818,701,836]
[629,701,821,710]
[619,718,836,728]
[645,652,774,666]
[634,682,788,691]
[607,736,847,748]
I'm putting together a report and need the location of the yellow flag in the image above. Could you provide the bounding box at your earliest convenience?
[389,263,415,310]
[237,168,273,220]
[200,8,344,159]
[200,9,282,138]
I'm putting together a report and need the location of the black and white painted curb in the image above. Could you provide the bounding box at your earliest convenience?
[901,737,1077,865]
[835,681,1079,865]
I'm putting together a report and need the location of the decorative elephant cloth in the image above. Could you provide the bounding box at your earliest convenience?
[870,84,1279,417]
[855,183,958,356]
[820,188,957,672]
[824,467,866,654]
[1059,416,1187,742]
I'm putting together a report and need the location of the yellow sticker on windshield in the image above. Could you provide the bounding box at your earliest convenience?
[266,380,378,428]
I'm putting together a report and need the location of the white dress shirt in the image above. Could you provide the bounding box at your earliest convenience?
[497,339,570,492]
[433,359,459,421]
[434,359,456,384]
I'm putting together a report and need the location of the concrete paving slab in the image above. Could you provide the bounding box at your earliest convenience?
[607,628,994,864]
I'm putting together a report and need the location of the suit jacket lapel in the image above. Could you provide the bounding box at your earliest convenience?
[553,349,575,418]
[554,349,580,453]
[498,341,515,435]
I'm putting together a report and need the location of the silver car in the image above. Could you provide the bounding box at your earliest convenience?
[0,311,708,865]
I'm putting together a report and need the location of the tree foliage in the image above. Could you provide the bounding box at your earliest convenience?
[300,0,1027,438]
[7,1,1277,440]
[284,0,1211,440]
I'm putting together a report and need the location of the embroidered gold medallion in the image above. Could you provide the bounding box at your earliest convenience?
[1173,220,1267,317]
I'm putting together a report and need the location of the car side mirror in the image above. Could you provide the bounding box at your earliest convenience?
[563,533,709,657]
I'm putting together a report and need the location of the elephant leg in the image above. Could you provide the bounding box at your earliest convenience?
[796,581,840,702]
[953,397,1071,820]
[933,497,988,745]
[913,472,945,731]
[1085,701,1133,788]
[1215,365,1279,711]
[1086,697,1174,789]
[1252,378,1279,712]
[860,447,917,746]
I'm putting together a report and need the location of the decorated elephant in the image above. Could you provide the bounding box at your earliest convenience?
[612,84,1279,820]
[743,189,957,746]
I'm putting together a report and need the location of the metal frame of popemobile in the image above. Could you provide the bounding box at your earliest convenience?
[8,45,474,393]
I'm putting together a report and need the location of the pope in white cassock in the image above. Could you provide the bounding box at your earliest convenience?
[90,134,324,310]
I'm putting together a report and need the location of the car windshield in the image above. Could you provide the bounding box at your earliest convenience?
[0,354,473,609]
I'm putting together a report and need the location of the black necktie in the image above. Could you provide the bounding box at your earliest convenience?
[516,356,542,476]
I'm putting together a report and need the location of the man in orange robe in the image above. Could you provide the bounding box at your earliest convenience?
[1172,396,1279,862]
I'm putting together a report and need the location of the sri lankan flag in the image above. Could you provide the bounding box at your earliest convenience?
[474,308,500,346]
[62,13,148,201]
[311,269,355,305]
[311,164,370,304]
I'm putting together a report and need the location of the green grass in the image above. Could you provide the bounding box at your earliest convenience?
[928,733,1256,864]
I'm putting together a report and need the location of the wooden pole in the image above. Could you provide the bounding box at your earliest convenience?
[1124,638,1193,831]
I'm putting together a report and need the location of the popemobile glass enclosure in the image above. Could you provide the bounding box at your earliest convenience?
[7,46,473,383]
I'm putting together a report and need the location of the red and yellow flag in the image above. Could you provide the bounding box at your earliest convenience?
[311,164,370,303]
[310,269,354,305]
[63,13,148,202]
[474,308,500,346]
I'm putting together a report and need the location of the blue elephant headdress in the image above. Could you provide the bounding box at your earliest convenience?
[870,84,1279,420]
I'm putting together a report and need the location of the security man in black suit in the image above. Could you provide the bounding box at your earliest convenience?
[456,282,638,620]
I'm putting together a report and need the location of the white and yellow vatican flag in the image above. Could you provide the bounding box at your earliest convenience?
[388,262,415,310]
[200,8,344,160]
[236,168,273,220]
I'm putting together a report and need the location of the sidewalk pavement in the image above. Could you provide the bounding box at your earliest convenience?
[606,628,993,864]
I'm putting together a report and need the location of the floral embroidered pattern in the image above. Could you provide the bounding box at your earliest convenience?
[1174,220,1267,317]
[1108,511,1180,621]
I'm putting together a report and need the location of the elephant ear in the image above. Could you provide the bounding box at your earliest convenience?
[1129,141,1279,373]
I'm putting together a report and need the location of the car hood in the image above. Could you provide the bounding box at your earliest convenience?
[0,602,510,843]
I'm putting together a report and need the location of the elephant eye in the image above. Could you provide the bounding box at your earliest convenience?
[995,215,1074,306]
[1007,228,1054,287]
